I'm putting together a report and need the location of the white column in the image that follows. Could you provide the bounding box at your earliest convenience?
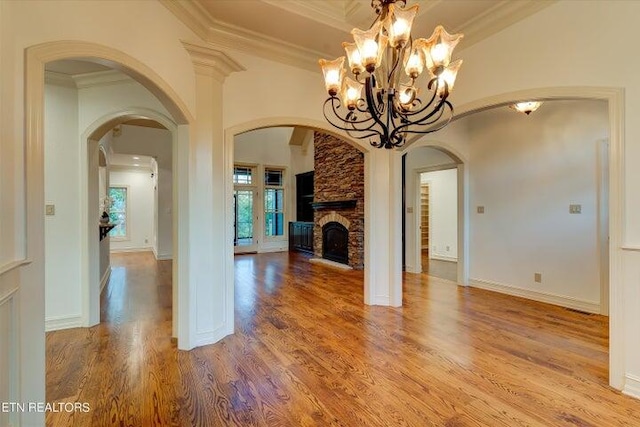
[364,148,403,307]
[181,42,244,350]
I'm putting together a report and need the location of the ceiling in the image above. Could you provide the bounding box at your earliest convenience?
[162,0,555,70]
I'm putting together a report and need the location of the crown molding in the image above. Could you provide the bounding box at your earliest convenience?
[181,40,246,81]
[44,70,76,88]
[73,70,133,89]
[456,0,557,49]
[261,0,352,32]
[205,19,329,73]
[159,0,213,40]
[162,0,555,74]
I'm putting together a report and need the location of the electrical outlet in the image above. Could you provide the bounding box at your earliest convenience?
[569,204,582,214]
[446,246,450,252]
[45,204,55,216]
[406,207,414,214]
[534,273,542,283]
[144,238,149,244]
[477,206,485,214]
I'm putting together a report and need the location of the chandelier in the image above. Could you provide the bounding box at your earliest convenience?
[319,0,463,149]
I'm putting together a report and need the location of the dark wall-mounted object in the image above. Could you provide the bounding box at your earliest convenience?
[296,171,314,222]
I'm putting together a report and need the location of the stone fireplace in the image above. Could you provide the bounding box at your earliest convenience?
[312,132,364,269]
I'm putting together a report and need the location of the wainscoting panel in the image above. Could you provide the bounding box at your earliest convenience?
[0,286,19,427]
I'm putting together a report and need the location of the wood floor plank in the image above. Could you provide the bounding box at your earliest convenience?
[45,251,640,426]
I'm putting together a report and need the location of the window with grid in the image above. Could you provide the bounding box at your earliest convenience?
[233,166,253,185]
[108,186,128,239]
[264,168,285,237]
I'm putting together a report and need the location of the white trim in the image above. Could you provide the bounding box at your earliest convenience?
[470,278,601,314]
[44,70,76,88]
[99,266,111,294]
[430,254,458,263]
[45,314,83,332]
[0,259,30,276]
[0,286,19,306]
[623,375,640,399]
[73,69,132,89]
[258,247,287,254]
[110,247,153,254]
[195,325,230,348]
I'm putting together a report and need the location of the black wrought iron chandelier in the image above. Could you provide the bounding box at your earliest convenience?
[319,0,463,149]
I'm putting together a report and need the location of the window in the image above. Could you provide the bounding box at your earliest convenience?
[108,186,128,239]
[264,168,285,236]
[233,166,253,185]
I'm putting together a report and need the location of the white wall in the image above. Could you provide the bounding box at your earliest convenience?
[466,100,607,311]
[109,168,155,252]
[421,169,458,262]
[44,82,82,330]
[111,124,173,259]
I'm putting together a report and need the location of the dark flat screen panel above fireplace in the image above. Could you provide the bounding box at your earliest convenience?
[322,222,348,264]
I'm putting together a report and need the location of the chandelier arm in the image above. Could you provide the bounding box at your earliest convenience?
[323,97,377,127]
[364,76,390,143]
[410,99,452,126]
[392,101,453,138]
[398,78,441,119]
[323,98,386,141]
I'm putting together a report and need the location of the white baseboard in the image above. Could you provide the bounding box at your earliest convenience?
[259,246,288,253]
[623,374,640,399]
[405,264,421,274]
[469,278,600,314]
[430,254,458,262]
[155,253,173,260]
[110,246,153,254]
[45,314,83,332]
[100,267,111,293]
[194,324,232,349]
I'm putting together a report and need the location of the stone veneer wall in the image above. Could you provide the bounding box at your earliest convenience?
[313,132,365,269]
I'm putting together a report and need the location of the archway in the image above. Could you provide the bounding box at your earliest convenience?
[25,42,192,352]
[81,108,180,336]
[224,118,396,320]
[401,142,468,285]
[435,87,624,391]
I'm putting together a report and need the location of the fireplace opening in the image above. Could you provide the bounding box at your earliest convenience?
[322,222,348,265]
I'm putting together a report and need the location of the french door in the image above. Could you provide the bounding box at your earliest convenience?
[233,188,258,253]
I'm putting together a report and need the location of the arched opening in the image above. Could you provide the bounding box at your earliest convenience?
[224,118,380,320]
[401,143,467,285]
[25,41,192,355]
[426,87,624,390]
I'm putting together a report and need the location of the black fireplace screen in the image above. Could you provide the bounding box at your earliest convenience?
[322,222,348,264]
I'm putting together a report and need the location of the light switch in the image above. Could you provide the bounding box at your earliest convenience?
[569,204,582,214]
[45,204,55,216]
[477,206,485,214]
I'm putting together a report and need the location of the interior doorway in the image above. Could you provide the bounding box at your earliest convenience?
[418,167,458,281]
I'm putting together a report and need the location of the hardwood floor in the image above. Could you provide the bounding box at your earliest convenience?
[422,249,458,281]
[46,251,640,426]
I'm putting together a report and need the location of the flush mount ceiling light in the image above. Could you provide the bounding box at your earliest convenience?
[510,101,543,115]
[319,0,463,149]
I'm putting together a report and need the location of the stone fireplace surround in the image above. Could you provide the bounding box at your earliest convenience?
[312,132,364,269]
